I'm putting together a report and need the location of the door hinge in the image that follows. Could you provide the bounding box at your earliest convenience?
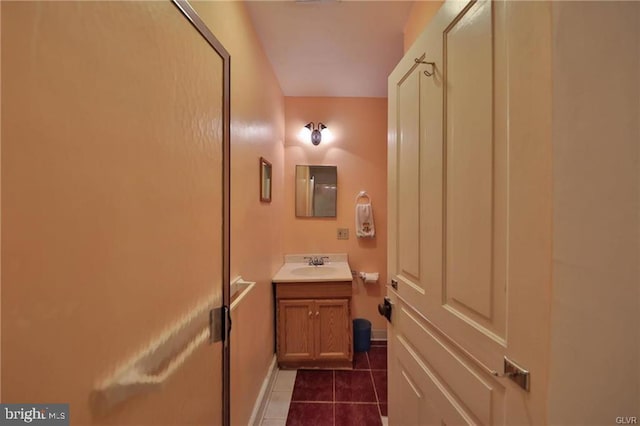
[210,305,231,344]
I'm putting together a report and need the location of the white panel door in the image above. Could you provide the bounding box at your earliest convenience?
[387,0,553,424]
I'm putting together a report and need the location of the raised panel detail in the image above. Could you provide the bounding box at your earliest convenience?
[444,0,493,318]
[315,299,350,360]
[443,0,507,339]
[278,299,313,361]
[397,304,496,425]
[395,335,474,425]
[397,68,422,286]
[396,365,425,425]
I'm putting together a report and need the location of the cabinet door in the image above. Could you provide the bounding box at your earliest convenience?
[277,299,314,363]
[314,299,351,362]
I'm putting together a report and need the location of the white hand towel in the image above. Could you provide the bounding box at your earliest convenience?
[355,203,375,238]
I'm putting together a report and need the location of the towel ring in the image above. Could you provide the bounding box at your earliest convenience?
[355,191,371,203]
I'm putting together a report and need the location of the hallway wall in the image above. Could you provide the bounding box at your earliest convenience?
[192,2,285,425]
[548,2,640,423]
[283,97,388,333]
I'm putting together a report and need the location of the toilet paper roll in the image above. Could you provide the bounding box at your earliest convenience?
[359,272,379,283]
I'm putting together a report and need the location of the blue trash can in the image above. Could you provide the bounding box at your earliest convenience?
[353,318,372,353]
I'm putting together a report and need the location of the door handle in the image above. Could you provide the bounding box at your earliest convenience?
[391,279,398,290]
[378,297,393,323]
[209,305,231,344]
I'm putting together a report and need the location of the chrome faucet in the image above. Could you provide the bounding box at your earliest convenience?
[304,256,330,266]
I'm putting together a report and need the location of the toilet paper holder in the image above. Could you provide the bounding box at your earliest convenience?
[358,272,379,283]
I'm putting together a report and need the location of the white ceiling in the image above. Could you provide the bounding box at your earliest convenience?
[245,1,413,98]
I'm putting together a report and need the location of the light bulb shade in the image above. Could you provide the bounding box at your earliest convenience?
[303,122,327,145]
[311,129,322,145]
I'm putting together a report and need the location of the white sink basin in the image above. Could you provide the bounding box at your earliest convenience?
[290,266,339,277]
[272,254,352,283]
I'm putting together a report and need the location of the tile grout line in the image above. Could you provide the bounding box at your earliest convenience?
[333,370,336,426]
[334,402,381,405]
[368,350,385,423]
[288,369,296,424]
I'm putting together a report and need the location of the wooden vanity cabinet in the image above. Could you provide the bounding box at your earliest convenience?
[275,281,352,369]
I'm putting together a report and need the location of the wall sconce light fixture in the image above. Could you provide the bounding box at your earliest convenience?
[304,122,327,146]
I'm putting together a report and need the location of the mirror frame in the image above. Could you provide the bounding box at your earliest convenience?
[260,157,272,203]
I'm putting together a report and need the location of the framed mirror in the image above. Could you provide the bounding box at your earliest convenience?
[260,157,272,203]
[295,165,337,217]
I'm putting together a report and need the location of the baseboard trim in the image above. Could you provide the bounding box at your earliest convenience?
[371,328,387,341]
[249,354,278,426]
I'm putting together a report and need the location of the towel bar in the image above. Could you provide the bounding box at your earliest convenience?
[90,297,214,414]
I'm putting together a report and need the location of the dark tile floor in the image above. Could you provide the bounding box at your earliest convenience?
[286,341,387,426]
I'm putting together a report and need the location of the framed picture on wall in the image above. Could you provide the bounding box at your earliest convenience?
[260,157,272,203]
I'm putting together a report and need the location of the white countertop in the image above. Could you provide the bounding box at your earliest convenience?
[272,253,353,283]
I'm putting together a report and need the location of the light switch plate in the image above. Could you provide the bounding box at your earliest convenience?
[337,228,349,240]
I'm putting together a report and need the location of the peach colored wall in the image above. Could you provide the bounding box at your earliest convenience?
[191,2,285,425]
[283,97,387,332]
[2,2,283,425]
[548,2,640,424]
[403,0,444,53]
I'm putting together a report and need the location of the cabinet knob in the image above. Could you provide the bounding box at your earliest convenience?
[315,311,319,316]
[308,311,312,317]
